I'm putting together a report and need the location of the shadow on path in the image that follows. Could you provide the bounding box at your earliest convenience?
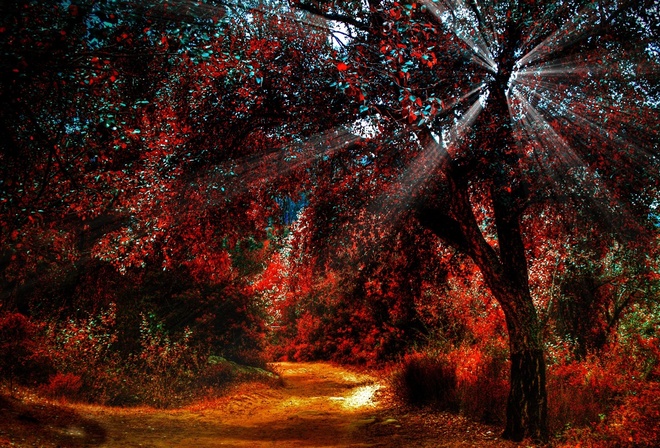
[0,393,106,447]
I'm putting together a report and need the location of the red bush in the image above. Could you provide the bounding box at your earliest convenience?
[391,345,509,424]
[0,311,52,386]
[450,344,509,424]
[605,382,660,447]
[41,373,82,399]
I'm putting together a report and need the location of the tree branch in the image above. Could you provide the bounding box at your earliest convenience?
[293,2,370,32]
[417,207,470,253]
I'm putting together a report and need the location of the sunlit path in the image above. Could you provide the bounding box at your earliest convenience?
[1,363,517,447]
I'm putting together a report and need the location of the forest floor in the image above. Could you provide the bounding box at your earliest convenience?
[0,362,521,447]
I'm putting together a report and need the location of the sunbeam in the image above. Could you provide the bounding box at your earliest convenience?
[512,90,633,227]
[382,96,483,210]
[516,0,615,69]
[516,53,660,80]
[513,77,659,156]
[207,127,364,201]
[421,0,498,72]
[439,84,487,115]
[318,95,487,315]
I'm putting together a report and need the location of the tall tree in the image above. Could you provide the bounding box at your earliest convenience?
[289,0,659,441]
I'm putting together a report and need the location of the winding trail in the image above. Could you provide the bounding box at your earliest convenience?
[1,362,517,447]
[92,362,388,447]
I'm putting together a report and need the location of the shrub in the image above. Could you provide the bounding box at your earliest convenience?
[44,303,122,403]
[391,344,509,424]
[0,311,53,388]
[605,382,660,447]
[115,313,201,408]
[46,303,118,374]
[546,329,659,432]
[41,373,82,400]
[0,312,35,383]
[450,344,509,424]
[547,356,618,433]
[391,351,458,410]
[546,333,659,446]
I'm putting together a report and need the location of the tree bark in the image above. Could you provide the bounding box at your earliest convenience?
[504,346,547,441]
[417,82,548,442]
[484,78,549,442]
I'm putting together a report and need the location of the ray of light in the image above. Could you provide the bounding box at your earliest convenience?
[367,96,484,224]
[513,78,660,153]
[309,85,486,277]
[340,98,483,274]
[511,89,636,227]
[517,61,608,78]
[516,83,622,129]
[443,96,485,151]
[421,0,498,73]
[465,0,499,58]
[324,97,485,289]
[325,95,484,277]
[516,54,660,79]
[330,85,486,230]
[203,128,363,201]
[449,83,486,105]
[516,0,614,69]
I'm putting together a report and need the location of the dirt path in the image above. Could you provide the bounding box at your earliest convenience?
[1,362,518,447]
[86,362,389,447]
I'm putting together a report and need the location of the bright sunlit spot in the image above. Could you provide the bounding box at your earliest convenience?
[342,384,382,409]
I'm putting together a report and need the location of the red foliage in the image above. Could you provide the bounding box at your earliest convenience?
[40,373,82,400]
[605,382,660,446]
[1,1,659,442]
[0,311,52,386]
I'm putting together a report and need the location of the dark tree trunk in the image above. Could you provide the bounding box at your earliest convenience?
[488,84,549,442]
[504,346,548,441]
[417,81,549,442]
[418,185,549,442]
[475,251,549,442]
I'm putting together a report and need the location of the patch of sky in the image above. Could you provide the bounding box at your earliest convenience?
[350,117,378,139]
[329,20,353,50]
[275,193,309,225]
[358,153,375,166]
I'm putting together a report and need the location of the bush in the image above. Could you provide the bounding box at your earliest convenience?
[391,352,458,410]
[0,311,53,388]
[547,356,617,433]
[391,345,509,424]
[40,373,82,400]
[450,344,509,424]
[547,334,659,446]
[604,382,660,447]
[121,314,200,408]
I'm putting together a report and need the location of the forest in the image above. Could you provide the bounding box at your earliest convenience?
[1,0,659,446]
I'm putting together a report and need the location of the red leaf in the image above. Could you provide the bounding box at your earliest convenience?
[336,62,349,71]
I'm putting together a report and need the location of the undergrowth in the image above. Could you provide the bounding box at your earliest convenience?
[0,306,279,409]
[391,337,659,447]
